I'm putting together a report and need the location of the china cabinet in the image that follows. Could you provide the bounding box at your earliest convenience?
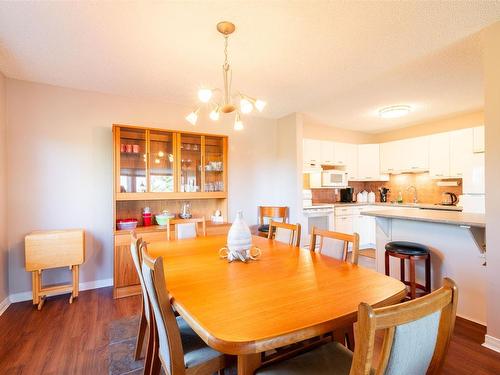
[112,124,229,298]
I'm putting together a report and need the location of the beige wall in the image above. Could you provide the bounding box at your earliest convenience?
[374,110,484,143]
[483,21,500,344]
[303,110,484,144]
[0,72,7,304]
[302,114,374,144]
[5,79,279,296]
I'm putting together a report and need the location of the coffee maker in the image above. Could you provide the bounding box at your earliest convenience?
[340,187,354,203]
[379,187,390,203]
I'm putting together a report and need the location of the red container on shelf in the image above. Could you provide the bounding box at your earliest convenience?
[142,212,152,226]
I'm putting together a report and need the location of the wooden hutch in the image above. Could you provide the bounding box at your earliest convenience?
[113,124,229,298]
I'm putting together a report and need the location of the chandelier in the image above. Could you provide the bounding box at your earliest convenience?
[185,21,266,130]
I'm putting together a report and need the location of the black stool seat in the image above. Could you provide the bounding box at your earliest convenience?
[385,241,430,256]
[258,224,270,233]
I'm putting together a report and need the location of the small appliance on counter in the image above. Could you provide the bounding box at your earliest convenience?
[339,187,354,203]
[441,192,458,206]
[379,187,390,203]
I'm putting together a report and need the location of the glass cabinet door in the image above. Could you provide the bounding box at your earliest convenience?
[149,130,175,192]
[119,128,147,193]
[204,136,225,192]
[179,134,202,192]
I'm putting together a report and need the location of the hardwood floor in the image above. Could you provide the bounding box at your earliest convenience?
[1,287,499,374]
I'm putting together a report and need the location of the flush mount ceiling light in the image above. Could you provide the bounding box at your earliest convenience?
[185,21,266,131]
[378,105,412,119]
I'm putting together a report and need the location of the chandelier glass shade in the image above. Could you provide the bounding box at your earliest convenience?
[185,21,266,130]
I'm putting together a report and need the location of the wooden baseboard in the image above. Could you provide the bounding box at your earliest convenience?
[113,284,141,299]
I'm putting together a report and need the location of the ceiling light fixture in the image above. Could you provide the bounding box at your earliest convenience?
[185,21,266,130]
[378,105,412,119]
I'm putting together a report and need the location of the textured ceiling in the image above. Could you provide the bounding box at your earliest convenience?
[0,1,499,132]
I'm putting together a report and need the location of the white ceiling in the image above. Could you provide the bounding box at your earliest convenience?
[0,1,499,133]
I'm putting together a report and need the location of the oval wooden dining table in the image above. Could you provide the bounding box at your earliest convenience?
[147,235,406,375]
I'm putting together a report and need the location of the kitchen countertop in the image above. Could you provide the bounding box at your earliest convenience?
[308,202,462,211]
[362,208,485,228]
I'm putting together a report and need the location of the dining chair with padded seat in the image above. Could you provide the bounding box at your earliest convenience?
[268,221,301,247]
[129,233,150,362]
[255,278,458,375]
[167,217,207,240]
[140,246,228,375]
[309,226,360,265]
[258,206,288,237]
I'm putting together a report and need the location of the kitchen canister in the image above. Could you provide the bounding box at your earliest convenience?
[219,211,261,262]
[368,191,376,203]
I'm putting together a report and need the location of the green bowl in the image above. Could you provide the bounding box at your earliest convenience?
[155,214,173,226]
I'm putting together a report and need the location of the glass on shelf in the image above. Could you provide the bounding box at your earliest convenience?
[149,130,175,192]
[119,128,147,193]
[204,136,225,192]
[180,134,202,192]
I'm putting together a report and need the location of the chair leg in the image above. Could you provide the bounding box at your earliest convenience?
[409,257,416,300]
[400,258,405,283]
[425,254,432,294]
[384,251,390,276]
[345,325,355,351]
[150,331,162,375]
[134,304,148,360]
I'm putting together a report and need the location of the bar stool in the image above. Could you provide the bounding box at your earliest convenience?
[385,241,431,300]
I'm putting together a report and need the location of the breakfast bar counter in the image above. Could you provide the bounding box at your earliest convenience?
[362,208,486,325]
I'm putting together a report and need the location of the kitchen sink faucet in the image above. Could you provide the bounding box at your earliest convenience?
[407,185,418,203]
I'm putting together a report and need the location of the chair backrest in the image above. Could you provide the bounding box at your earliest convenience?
[350,278,458,375]
[309,226,360,264]
[258,206,289,225]
[268,221,301,247]
[141,247,186,375]
[167,217,206,240]
[130,233,150,323]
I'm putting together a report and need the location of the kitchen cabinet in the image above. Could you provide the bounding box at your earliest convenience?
[303,139,322,164]
[353,214,376,247]
[356,144,388,181]
[380,140,403,174]
[473,126,485,153]
[450,128,474,178]
[429,132,451,179]
[334,214,353,234]
[401,136,429,172]
[336,143,358,179]
[320,141,335,164]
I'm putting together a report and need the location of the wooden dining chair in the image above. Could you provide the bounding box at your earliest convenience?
[140,248,228,375]
[167,217,206,240]
[256,278,458,375]
[258,206,288,237]
[309,227,360,265]
[129,233,153,367]
[268,221,301,247]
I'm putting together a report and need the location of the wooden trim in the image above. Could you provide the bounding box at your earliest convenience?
[113,284,141,299]
[116,192,227,201]
[201,135,206,192]
[112,123,228,139]
[223,136,228,193]
[145,129,151,193]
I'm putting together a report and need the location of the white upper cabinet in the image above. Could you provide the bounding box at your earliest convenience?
[473,126,485,153]
[401,136,429,172]
[429,132,451,179]
[357,144,387,181]
[380,140,403,174]
[341,143,359,180]
[333,142,351,165]
[303,139,321,164]
[320,141,335,165]
[450,128,474,178]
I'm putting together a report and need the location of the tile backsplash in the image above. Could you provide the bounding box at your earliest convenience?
[311,173,462,204]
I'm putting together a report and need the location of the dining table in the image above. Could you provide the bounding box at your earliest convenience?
[147,234,407,375]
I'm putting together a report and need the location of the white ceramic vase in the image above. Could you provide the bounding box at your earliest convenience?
[226,211,252,261]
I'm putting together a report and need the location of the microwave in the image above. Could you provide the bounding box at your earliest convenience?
[321,170,348,187]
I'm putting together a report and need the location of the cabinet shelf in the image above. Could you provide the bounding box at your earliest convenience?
[116,191,227,201]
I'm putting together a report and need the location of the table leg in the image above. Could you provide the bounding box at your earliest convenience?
[32,271,38,305]
[237,353,261,375]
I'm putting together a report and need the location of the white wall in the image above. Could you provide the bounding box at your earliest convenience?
[0,72,8,305]
[5,79,279,295]
[483,21,500,348]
